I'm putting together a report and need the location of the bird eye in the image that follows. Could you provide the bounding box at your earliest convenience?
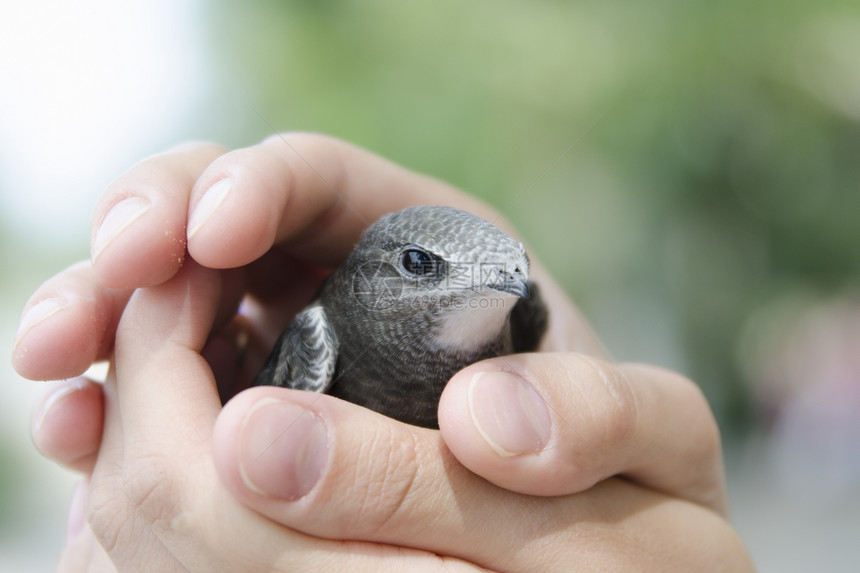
[400,248,439,277]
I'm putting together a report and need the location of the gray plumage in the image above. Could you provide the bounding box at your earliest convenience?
[254,205,548,428]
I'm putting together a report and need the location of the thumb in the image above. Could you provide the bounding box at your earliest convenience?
[438,353,726,514]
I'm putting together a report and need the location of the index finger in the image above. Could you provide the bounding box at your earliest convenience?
[186,132,606,356]
[91,141,227,289]
[186,133,496,268]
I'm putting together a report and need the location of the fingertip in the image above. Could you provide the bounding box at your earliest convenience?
[439,365,545,492]
[90,193,187,289]
[12,296,71,378]
[14,262,133,382]
[439,356,599,497]
[186,148,293,269]
[213,387,331,504]
[90,142,226,289]
[13,291,104,381]
[213,386,449,547]
[212,387,260,497]
[91,196,152,263]
[31,378,104,473]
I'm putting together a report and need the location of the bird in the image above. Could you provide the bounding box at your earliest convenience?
[253,205,548,428]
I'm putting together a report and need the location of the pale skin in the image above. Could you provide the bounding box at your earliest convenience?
[13,134,754,571]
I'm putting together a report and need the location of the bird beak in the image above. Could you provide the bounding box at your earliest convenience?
[486,270,529,298]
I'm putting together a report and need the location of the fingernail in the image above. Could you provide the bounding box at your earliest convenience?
[468,370,551,457]
[237,398,328,500]
[15,297,68,349]
[188,178,232,239]
[33,379,86,434]
[92,197,151,261]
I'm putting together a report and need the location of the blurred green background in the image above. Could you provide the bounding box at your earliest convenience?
[2,0,859,570]
[202,0,860,434]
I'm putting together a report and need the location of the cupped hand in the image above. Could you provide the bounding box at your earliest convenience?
[13,135,604,385]
[58,260,499,571]
[14,134,752,571]
[44,261,747,572]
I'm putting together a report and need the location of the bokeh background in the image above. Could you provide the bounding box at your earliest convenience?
[2,1,859,570]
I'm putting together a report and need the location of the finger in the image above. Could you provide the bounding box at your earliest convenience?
[84,258,226,568]
[31,378,103,474]
[12,261,130,381]
[112,259,224,438]
[212,387,747,571]
[186,133,606,355]
[438,353,727,513]
[91,141,227,289]
[186,132,498,269]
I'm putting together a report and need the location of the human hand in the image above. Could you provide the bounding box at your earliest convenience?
[16,135,753,570]
[29,271,748,571]
[13,136,606,386]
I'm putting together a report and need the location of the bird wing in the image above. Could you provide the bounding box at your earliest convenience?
[510,280,549,353]
[253,303,338,392]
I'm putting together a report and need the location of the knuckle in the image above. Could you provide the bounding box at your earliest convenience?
[345,424,425,538]
[87,471,132,556]
[630,364,723,465]
[672,373,722,462]
[575,355,641,447]
[261,130,328,147]
[261,130,304,146]
[87,450,186,553]
[165,140,224,155]
[259,131,347,190]
[122,451,185,530]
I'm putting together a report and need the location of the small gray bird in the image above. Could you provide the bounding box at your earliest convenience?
[254,205,548,428]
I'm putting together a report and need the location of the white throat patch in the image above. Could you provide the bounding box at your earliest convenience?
[433,294,517,353]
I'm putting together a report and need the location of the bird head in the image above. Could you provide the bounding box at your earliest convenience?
[345,205,531,352]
